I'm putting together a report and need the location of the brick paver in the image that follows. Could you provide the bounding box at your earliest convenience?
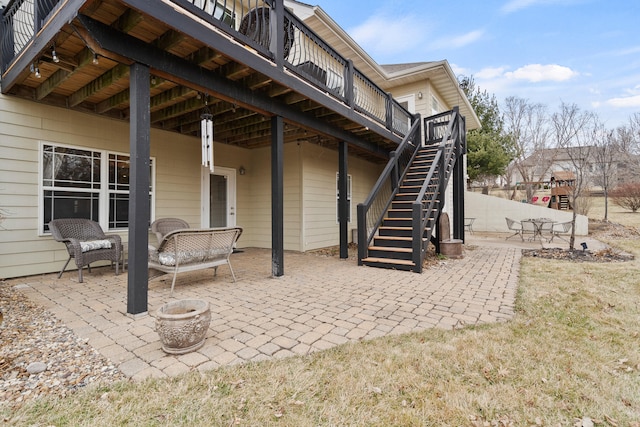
[6,234,540,380]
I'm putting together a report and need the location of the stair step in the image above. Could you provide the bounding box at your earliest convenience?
[368,246,413,260]
[373,235,414,248]
[381,218,412,227]
[361,257,416,271]
[362,257,415,266]
[387,208,412,218]
[379,226,432,238]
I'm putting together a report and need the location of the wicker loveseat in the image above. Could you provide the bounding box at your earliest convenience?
[151,217,189,245]
[49,218,122,283]
[148,227,243,294]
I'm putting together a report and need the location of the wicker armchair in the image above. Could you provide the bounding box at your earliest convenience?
[49,218,121,283]
[151,218,190,245]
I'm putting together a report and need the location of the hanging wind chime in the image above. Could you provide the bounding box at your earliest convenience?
[201,100,214,173]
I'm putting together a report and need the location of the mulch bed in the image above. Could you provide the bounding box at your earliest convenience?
[522,247,634,262]
[522,220,637,263]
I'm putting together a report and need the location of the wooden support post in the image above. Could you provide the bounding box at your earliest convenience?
[127,62,150,315]
[338,141,348,259]
[271,115,284,276]
[453,149,465,241]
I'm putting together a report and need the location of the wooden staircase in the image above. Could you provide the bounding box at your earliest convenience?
[357,108,465,273]
[361,146,441,271]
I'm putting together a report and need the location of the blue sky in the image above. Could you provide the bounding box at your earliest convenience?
[313,0,640,128]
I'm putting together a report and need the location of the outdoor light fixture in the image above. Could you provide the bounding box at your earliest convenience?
[239,166,246,175]
[201,108,214,173]
[51,45,59,63]
[92,53,99,65]
[30,63,41,78]
[417,91,423,99]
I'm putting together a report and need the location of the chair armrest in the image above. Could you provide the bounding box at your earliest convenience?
[63,237,83,257]
[105,234,122,247]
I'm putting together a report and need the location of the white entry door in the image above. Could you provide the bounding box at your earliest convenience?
[201,166,236,228]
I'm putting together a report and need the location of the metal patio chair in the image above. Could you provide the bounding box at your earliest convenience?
[549,221,572,243]
[464,217,476,234]
[49,218,121,283]
[505,217,523,240]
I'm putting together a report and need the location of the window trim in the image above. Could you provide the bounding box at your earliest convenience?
[38,141,156,235]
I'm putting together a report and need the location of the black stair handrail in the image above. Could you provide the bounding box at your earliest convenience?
[411,107,462,271]
[357,114,422,264]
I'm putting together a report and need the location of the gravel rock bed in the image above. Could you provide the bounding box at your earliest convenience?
[0,282,127,410]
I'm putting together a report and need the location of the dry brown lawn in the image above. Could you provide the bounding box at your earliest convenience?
[589,196,640,228]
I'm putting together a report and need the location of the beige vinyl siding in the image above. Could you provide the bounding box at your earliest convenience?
[240,143,302,250]
[389,81,432,119]
[301,142,382,251]
[152,134,201,226]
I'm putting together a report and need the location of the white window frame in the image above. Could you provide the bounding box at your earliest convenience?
[431,94,441,115]
[38,141,156,235]
[336,172,352,223]
[395,94,416,114]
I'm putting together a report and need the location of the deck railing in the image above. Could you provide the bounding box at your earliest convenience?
[1,0,62,71]
[1,0,413,138]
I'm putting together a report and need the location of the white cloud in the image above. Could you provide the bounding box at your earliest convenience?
[429,30,485,50]
[606,95,640,108]
[501,0,540,13]
[500,0,581,14]
[349,14,425,58]
[450,63,469,76]
[606,87,640,108]
[504,64,578,82]
[475,66,508,80]
[610,45,640,56]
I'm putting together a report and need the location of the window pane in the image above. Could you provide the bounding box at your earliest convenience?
[108,194,152,229]
[43,190,99,232]
[43,145,101,189]
[109,193,129,229]
[109,154,130,191]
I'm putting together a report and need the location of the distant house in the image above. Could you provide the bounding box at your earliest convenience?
[507,146,638,191]
[0,0,479,313]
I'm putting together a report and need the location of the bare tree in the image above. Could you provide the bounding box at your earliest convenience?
[614,114,640,184]
[503,96,553,201]
[591,120,617,221]
[551,102,597,249]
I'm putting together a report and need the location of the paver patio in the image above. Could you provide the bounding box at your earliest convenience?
[6,236,537,381]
